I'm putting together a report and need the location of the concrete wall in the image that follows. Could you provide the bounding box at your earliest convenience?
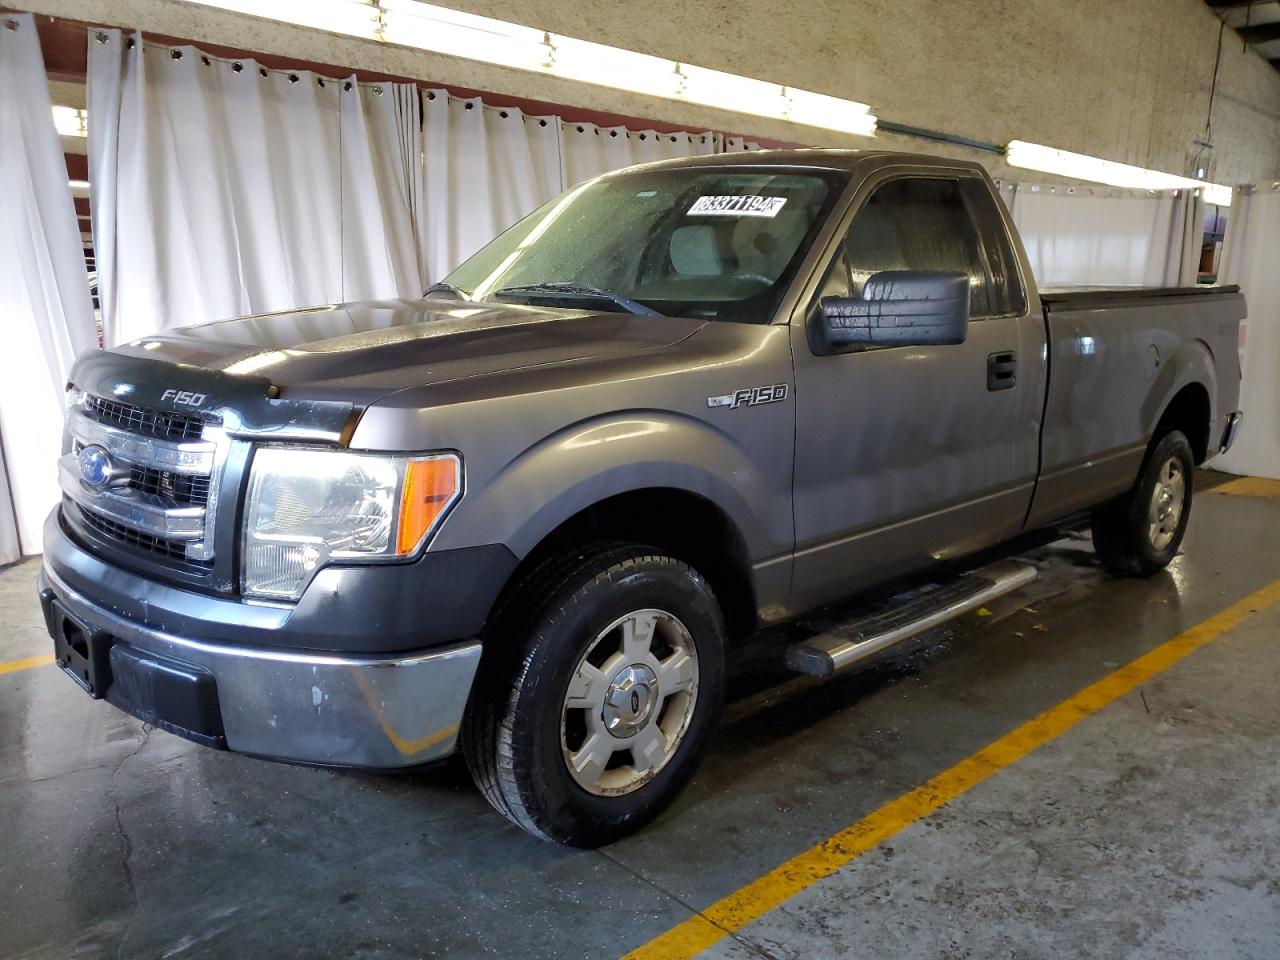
[440,0,1280,185]
[22,0,1280,184]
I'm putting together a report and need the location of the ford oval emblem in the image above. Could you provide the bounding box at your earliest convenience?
[78,444,116,489]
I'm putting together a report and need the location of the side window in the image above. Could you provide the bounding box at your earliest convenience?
[843,177,995,318]
[960,179,1027,317]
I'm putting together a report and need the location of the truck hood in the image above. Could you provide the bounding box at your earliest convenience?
[118,299,707,400]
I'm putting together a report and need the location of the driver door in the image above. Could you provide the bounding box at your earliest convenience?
[788,169,1043,613]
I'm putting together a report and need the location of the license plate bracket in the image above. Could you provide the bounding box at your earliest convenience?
[50,601,113,699]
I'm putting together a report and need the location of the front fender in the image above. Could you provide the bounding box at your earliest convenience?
[430,410,788,563]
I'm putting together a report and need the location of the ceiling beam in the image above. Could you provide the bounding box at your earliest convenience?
[19,5,808,147]
[27,14,748,138]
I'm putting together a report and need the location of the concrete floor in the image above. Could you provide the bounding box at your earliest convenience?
[2,476,1277,959]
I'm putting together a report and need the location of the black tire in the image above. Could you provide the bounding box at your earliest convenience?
[461,544,726,846]
[1092,430,1195,576]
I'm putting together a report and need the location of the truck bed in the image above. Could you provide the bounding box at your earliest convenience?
[1027,281,1245,530]
[1039,284,1241,308]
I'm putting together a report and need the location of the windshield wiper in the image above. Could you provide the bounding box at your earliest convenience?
[423,281,473,301]
[494,282,659,317]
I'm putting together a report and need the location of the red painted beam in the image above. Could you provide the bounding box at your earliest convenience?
[64,152,87,180]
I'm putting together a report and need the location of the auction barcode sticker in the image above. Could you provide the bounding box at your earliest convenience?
[688,195,787,218]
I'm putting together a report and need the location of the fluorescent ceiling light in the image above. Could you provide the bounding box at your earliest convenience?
[680,63,791,116]
[179,0,876,137]
[548,34,681,98]
[68,179,91,189]
[380,0,550,72]
[786,89,877,137]
[53,105,87,137]
[1007,140,1232,207]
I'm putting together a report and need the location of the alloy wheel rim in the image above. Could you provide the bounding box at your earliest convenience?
[560,609,699,797]
[1147,456,1185,552]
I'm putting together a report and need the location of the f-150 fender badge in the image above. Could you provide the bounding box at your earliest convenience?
[707,384,789,409]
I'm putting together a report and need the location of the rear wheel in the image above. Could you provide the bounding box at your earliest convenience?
[1092,430,1194,576]
[462,545,726,846]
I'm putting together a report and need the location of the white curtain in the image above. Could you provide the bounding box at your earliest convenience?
[1215,189,1280,479]
[418,92,720,283]
[89,34,423,344]
[389,84,428,289]
[1173,190,1207,286]
[88,46,725,306]
[0,436,19,565]
[421,92,563,285]
[558,121,719,186]
[1003,184,1203,288]
[0,14,98,559]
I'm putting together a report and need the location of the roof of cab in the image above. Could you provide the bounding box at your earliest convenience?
[602,147,991,177]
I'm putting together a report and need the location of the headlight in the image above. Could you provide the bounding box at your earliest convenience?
[242,448,461,601]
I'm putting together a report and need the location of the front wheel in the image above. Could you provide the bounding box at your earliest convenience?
[1092,430,1194,576]
[462,545,726,846]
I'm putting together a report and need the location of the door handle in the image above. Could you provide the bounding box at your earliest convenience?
[987,351,1017,391]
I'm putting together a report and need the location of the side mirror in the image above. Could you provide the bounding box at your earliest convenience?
[821,270,970,348]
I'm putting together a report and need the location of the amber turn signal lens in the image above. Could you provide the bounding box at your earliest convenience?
[396,457,460,554]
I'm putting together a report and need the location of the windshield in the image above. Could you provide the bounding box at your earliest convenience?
[442,167,846,323]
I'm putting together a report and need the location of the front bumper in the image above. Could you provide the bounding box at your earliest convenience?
[39,557,482,770]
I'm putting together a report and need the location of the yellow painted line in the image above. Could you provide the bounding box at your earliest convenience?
[0,653,55,676]
[1207,476,1280,500]
[351,668,460,757]
[622,579,1280,960]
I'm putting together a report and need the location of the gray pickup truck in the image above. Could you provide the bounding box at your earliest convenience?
[40,150,1244,845]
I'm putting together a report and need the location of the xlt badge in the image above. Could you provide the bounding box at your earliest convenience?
[707,384,789,409]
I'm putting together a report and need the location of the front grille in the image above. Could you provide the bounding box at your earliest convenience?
[85,394,212,442]
[70,440,212,507]
[78,505,214,568]
[129,465,211,507]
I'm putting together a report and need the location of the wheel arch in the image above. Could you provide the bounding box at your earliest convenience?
[489,486,760,641]
[1151,381,1213,464]
[1144,339,1217,464]
[434,410,787,642]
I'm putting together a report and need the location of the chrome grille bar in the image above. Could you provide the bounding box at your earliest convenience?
[67,407,214,475]
[58,456,206,540]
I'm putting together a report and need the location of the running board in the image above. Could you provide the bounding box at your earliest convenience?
[784,560,1038,679]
